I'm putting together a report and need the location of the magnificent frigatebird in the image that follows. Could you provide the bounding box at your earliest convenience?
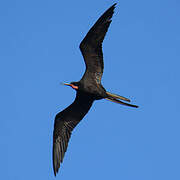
[53,3,138,176]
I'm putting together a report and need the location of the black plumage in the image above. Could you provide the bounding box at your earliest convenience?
[53,3,138,176]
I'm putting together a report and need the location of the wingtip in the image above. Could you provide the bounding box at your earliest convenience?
[53,160,57,176]
[109,3,117,11]
[111,3,117,9]
[53,164,57,176]
[107,3,117,19]
[53,163,59,177]
[105,3,117,14]
[53,142,60,177]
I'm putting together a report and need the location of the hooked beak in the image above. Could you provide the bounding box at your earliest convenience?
[61,82,72,87]
[61,82,78,90]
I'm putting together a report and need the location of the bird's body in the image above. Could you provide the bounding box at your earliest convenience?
[52,3,138,176]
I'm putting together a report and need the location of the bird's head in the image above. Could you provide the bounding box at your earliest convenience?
[62,81,80,90]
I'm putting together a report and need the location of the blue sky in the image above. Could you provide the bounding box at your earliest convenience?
[1,0,180,179]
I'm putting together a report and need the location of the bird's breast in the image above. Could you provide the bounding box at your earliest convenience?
[82,84,107,100]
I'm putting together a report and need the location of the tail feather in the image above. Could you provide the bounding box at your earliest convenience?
[106,91,131,102]
[105,97,138,108]
[105,92,138,108]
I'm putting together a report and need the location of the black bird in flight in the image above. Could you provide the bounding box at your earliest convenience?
[53,3,138,176]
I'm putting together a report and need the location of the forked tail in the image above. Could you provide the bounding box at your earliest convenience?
[105,91,138,108]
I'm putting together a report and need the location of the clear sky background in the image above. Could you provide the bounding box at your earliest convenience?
[1,0,180,179]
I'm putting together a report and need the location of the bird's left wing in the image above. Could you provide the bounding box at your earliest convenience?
[79,3,116,84]
[53,92,94,176]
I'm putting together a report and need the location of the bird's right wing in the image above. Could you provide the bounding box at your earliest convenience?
[79,3,116,84]
[53,92,94,176]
